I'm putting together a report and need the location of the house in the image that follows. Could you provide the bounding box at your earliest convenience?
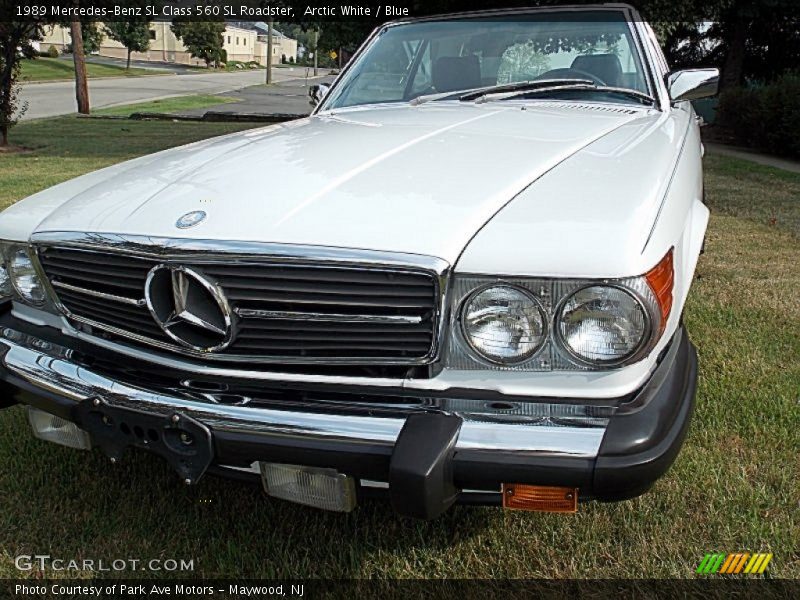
[229,22,299,65]
[40,22,297,66]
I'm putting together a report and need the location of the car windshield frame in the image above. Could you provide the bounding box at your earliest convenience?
[317,7,658,113]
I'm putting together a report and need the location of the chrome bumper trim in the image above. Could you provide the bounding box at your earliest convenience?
[0,327,606,457]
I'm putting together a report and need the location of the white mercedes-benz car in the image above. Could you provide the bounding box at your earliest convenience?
[0,5,716,518]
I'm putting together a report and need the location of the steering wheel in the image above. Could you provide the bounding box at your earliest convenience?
[534,68,606,86]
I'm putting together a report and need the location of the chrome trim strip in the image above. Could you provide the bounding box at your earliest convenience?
[235,308,424,325]
[51,281,146,307]
[0,326,606,457]
[32,232,450,366]
[31,232,449,272]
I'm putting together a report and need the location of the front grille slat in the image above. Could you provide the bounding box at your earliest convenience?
[227,288,433,309]
[200,265,430,287]
[46,268,146,292]
[218,278,433,298]
[37,246,439,364]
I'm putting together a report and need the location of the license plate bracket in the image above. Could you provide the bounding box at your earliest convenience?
[74,397,214,484]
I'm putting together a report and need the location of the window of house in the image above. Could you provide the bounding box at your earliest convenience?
[149,30,156,40]
[236,37,239,45]
[227,36,231,44]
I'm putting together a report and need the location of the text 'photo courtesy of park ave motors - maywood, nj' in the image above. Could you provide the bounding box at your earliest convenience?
[15,583,304,597]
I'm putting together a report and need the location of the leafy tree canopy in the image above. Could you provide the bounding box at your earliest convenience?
[171,20,226,68]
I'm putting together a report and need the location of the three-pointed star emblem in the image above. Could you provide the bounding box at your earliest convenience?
[145,265,233,352]
[163,269,227,336]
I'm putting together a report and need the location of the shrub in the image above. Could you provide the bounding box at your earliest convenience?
[717,73,800,158]
[46,45,59,58]
[219,48,227,64]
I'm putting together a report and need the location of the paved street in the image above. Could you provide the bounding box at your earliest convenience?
[180,75,337,118]
[19,67,319,120]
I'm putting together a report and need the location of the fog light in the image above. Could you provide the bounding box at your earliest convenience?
[27,407,91,450]
[259,462,356,512]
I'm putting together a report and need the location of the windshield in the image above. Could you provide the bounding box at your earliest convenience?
[322,11,650,110]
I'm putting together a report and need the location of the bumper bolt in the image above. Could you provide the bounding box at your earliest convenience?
[179,432,194,446]
[171,415,180,423]
[184,478,192,485]
[93,399,101,407]
[110,457,116,464]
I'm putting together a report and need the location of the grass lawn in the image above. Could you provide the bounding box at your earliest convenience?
[0,120,798,579]
[20,58,168,82]
[93,94,240,117]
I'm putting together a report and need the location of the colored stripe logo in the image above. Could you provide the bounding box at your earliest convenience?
[697,553,772,574]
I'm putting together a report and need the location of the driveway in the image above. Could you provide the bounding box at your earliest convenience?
[19,67,316,121]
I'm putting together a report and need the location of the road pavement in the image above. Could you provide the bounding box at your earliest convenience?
[180,76,337,118]
[19,67,321,121]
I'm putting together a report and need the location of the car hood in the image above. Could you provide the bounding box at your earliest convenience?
[24,103,655,264]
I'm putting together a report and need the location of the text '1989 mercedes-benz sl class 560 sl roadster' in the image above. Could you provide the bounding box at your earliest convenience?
[0,5,716,518]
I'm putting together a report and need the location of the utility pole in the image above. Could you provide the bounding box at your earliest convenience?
[265,18,273,84]
[69,1,89,114]
[313,29,318,76]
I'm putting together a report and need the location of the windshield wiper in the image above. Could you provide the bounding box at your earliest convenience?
[410,79,593,106]
[470,82,656,105]
[459,79,595,102]
[409,86,492,106]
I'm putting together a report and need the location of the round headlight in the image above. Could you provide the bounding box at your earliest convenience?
[461,285,546,364]
[557,285,648,365]
[9,249,46,305]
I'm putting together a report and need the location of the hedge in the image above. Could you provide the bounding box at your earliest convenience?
[717,73,800,158]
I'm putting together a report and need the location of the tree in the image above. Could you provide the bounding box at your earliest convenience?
[171,21,225,68]
[81,22,103,55]
[104,21,151,70]
[0,11,44,146]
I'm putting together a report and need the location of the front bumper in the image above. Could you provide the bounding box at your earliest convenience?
[0,314,697,519]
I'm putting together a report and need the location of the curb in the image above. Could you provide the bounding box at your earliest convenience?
[21,72,175,85]
[80,111,306,123]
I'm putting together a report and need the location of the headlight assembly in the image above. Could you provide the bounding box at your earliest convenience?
[0,261,11,299]
[460,285,546,365]
[556,285,649,365]
[449,250,673,372]
[8,248,46,305]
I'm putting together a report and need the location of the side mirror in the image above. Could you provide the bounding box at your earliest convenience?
[309,83,330,107]
[666,68,719,102]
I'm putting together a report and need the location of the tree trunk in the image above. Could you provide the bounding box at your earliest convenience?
[266,18,273,84]
[721,18,748,91]
[313,30,319,77]
[70,8,90,114]
[126,49,131,71]
[0,42,14,146]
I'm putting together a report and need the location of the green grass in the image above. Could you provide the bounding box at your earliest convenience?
[20,58,168,82]
[93,94,240,117]
[0,117,257,211]
[0,122,798,579]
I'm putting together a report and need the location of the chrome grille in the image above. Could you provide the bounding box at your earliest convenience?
[37,245,442,364]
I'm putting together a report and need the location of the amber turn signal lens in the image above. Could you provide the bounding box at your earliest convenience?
[645,248,674,333]
[501,484,578,513]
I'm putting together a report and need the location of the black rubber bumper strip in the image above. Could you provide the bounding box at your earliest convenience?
[592,327,698,500]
